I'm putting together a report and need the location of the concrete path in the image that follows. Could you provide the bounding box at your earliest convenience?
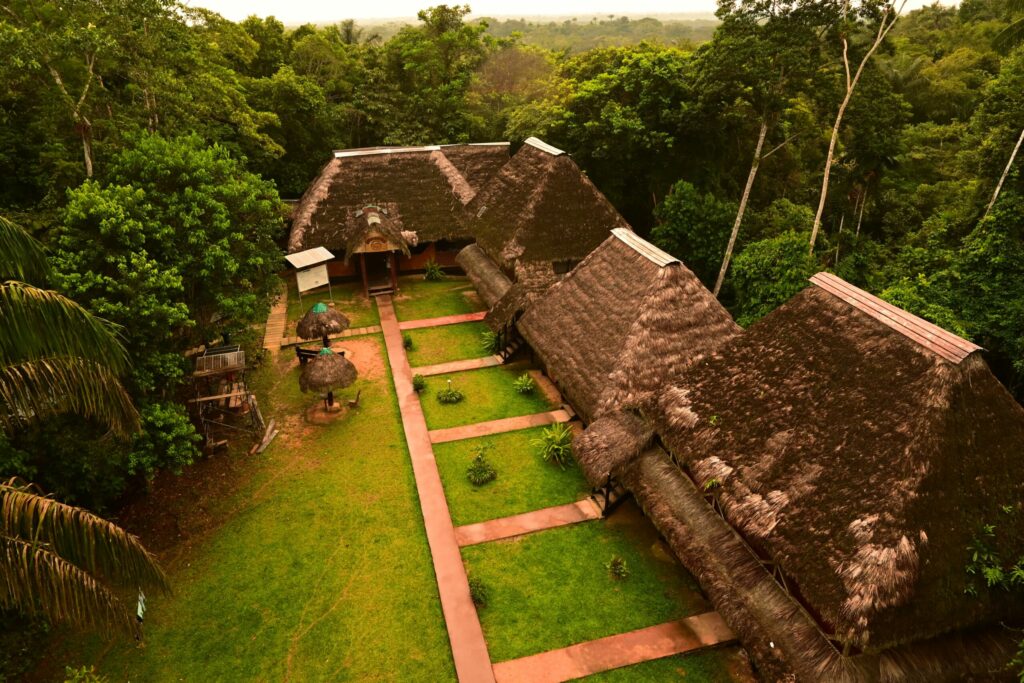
[376,296,496,683]
[429,409,572,445]
[281,325,382,347]
[415,355,502,377]
[455,499,601,547]
[399,310,487,330]
[262,290,288,352]
[491,613,736,683]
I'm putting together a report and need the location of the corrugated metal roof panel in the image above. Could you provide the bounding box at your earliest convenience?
[612,228,679,267]
[524,137,566,156]
[285,247,335,268]
[810,272,982,364]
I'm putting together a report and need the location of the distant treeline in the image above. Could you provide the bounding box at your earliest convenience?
[479,16,719,52]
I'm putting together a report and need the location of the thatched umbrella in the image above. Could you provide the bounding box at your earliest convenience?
[299,347,357,407]
[296,302,350,347]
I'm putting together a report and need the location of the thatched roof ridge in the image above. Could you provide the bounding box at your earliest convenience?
[288,144,508,253]
[573,411,653,486]
[651,278,1024,651]
[466,139,630,265]
[622,447,1021,681]
[518,231,738,424]
[456,244,510,308]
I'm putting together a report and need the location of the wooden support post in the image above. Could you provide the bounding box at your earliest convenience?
[359,252,369,298]
[390,251,399,291]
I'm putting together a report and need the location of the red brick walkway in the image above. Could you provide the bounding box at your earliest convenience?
[377,296,495,683]
[399,310,487,330]
[491,613,736,683]
[455,499,602,547]
[415,355,502,377]
[429,409,571,444]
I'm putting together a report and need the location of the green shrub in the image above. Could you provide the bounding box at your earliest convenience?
[403,333,414,350]
[468,575,489,607]
[466,445,497,486]
[480,330,503,354]
[436,380,464,404]
[605,555,630,581]
[533,422,574,470]
[64,665,108,683]
[513,373,536,394]
[412,374,427,393]
[424,259,446,281]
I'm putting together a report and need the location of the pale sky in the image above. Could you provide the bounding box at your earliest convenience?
[187,0,944,24]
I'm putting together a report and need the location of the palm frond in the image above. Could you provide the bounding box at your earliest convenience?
[0,535,139,638]
[0,282,129,372]
[0,216,50,285]
[1,479,168,595]
[995,17,1024,52]
[0,357,139,437]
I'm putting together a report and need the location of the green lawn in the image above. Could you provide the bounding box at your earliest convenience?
[284,277,380,334]
[418,366,556,430]
[434,427,591,526]
[392,276,484,321]
[57,338,455,682]
[461,505,711,662]
[405,322,491,368]
[575,648,748,682]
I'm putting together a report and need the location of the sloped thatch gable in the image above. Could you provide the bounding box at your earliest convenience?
[466,138,630,266]
[288,143,509,253]
[650,273,1024,657]
[455,243,510,308]
[517,230,739,424]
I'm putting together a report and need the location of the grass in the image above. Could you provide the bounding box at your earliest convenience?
[405,322,492,368]
[576,648,748,682]
[392,275,484,321]
[284,277,380,334]
[55,337,455,682]
[461,505,711,662]
[418,366,556,430]
[434,427,591,526]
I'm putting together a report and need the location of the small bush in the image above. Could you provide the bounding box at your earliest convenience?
[436,380,464,404]
[412,374,426,393]
[468,576,488,607]
[533,422,574,470]
[480,330,503,354]
[513,373,535,394]
[64,666,108,683]
[424,259,446,281]
[606,555,630,581]
[403,334,414,350]
[466,445,497,486]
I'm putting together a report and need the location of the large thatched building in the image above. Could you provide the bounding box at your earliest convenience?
[575,272,1024,680]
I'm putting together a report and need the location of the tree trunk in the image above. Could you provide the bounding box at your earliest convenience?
[79,119,94,178]
[984,126,1024,220]
[714,116,769,297]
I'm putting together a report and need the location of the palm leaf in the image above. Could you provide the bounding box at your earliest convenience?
[1,479,168,595]
[0,535,140,638]
[0,357,139,437]
[994,18,1024,53]
[0,216,50,285]
[0,282,129,372]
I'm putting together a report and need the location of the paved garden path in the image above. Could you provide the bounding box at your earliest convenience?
[376,296,496,683]
[429,409,572,444]
[415,356,503,377]
[455,499,602,547]
[262,290,288,352]
[491,613,736,683]
[399,310,487,330]
[280,325,382,347]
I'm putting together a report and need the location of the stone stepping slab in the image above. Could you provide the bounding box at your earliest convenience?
[491,613,736,683]
[414,355,502,377]
[429,410,572,445]
[398,310,487,330]
[455,499,602,547]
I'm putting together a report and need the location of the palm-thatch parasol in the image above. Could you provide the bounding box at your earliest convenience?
[296,302,350,347]
[299,347,357,407]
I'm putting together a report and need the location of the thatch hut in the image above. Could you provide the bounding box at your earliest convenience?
[299,347,358,407]
[517,229,739,424]
[455,244,510,309]
[296,302,351,347]
[635,273,1024,680]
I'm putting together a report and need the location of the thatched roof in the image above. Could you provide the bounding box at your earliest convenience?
[288,143,509,253]
[622,446,1021,681]
[296,302,350,340]
[466,138,630,265]
[650,274,1024,653]
[455,244,510,308]
[299,348,357,392]
[573,410,653,485]
[518,230,739,424]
